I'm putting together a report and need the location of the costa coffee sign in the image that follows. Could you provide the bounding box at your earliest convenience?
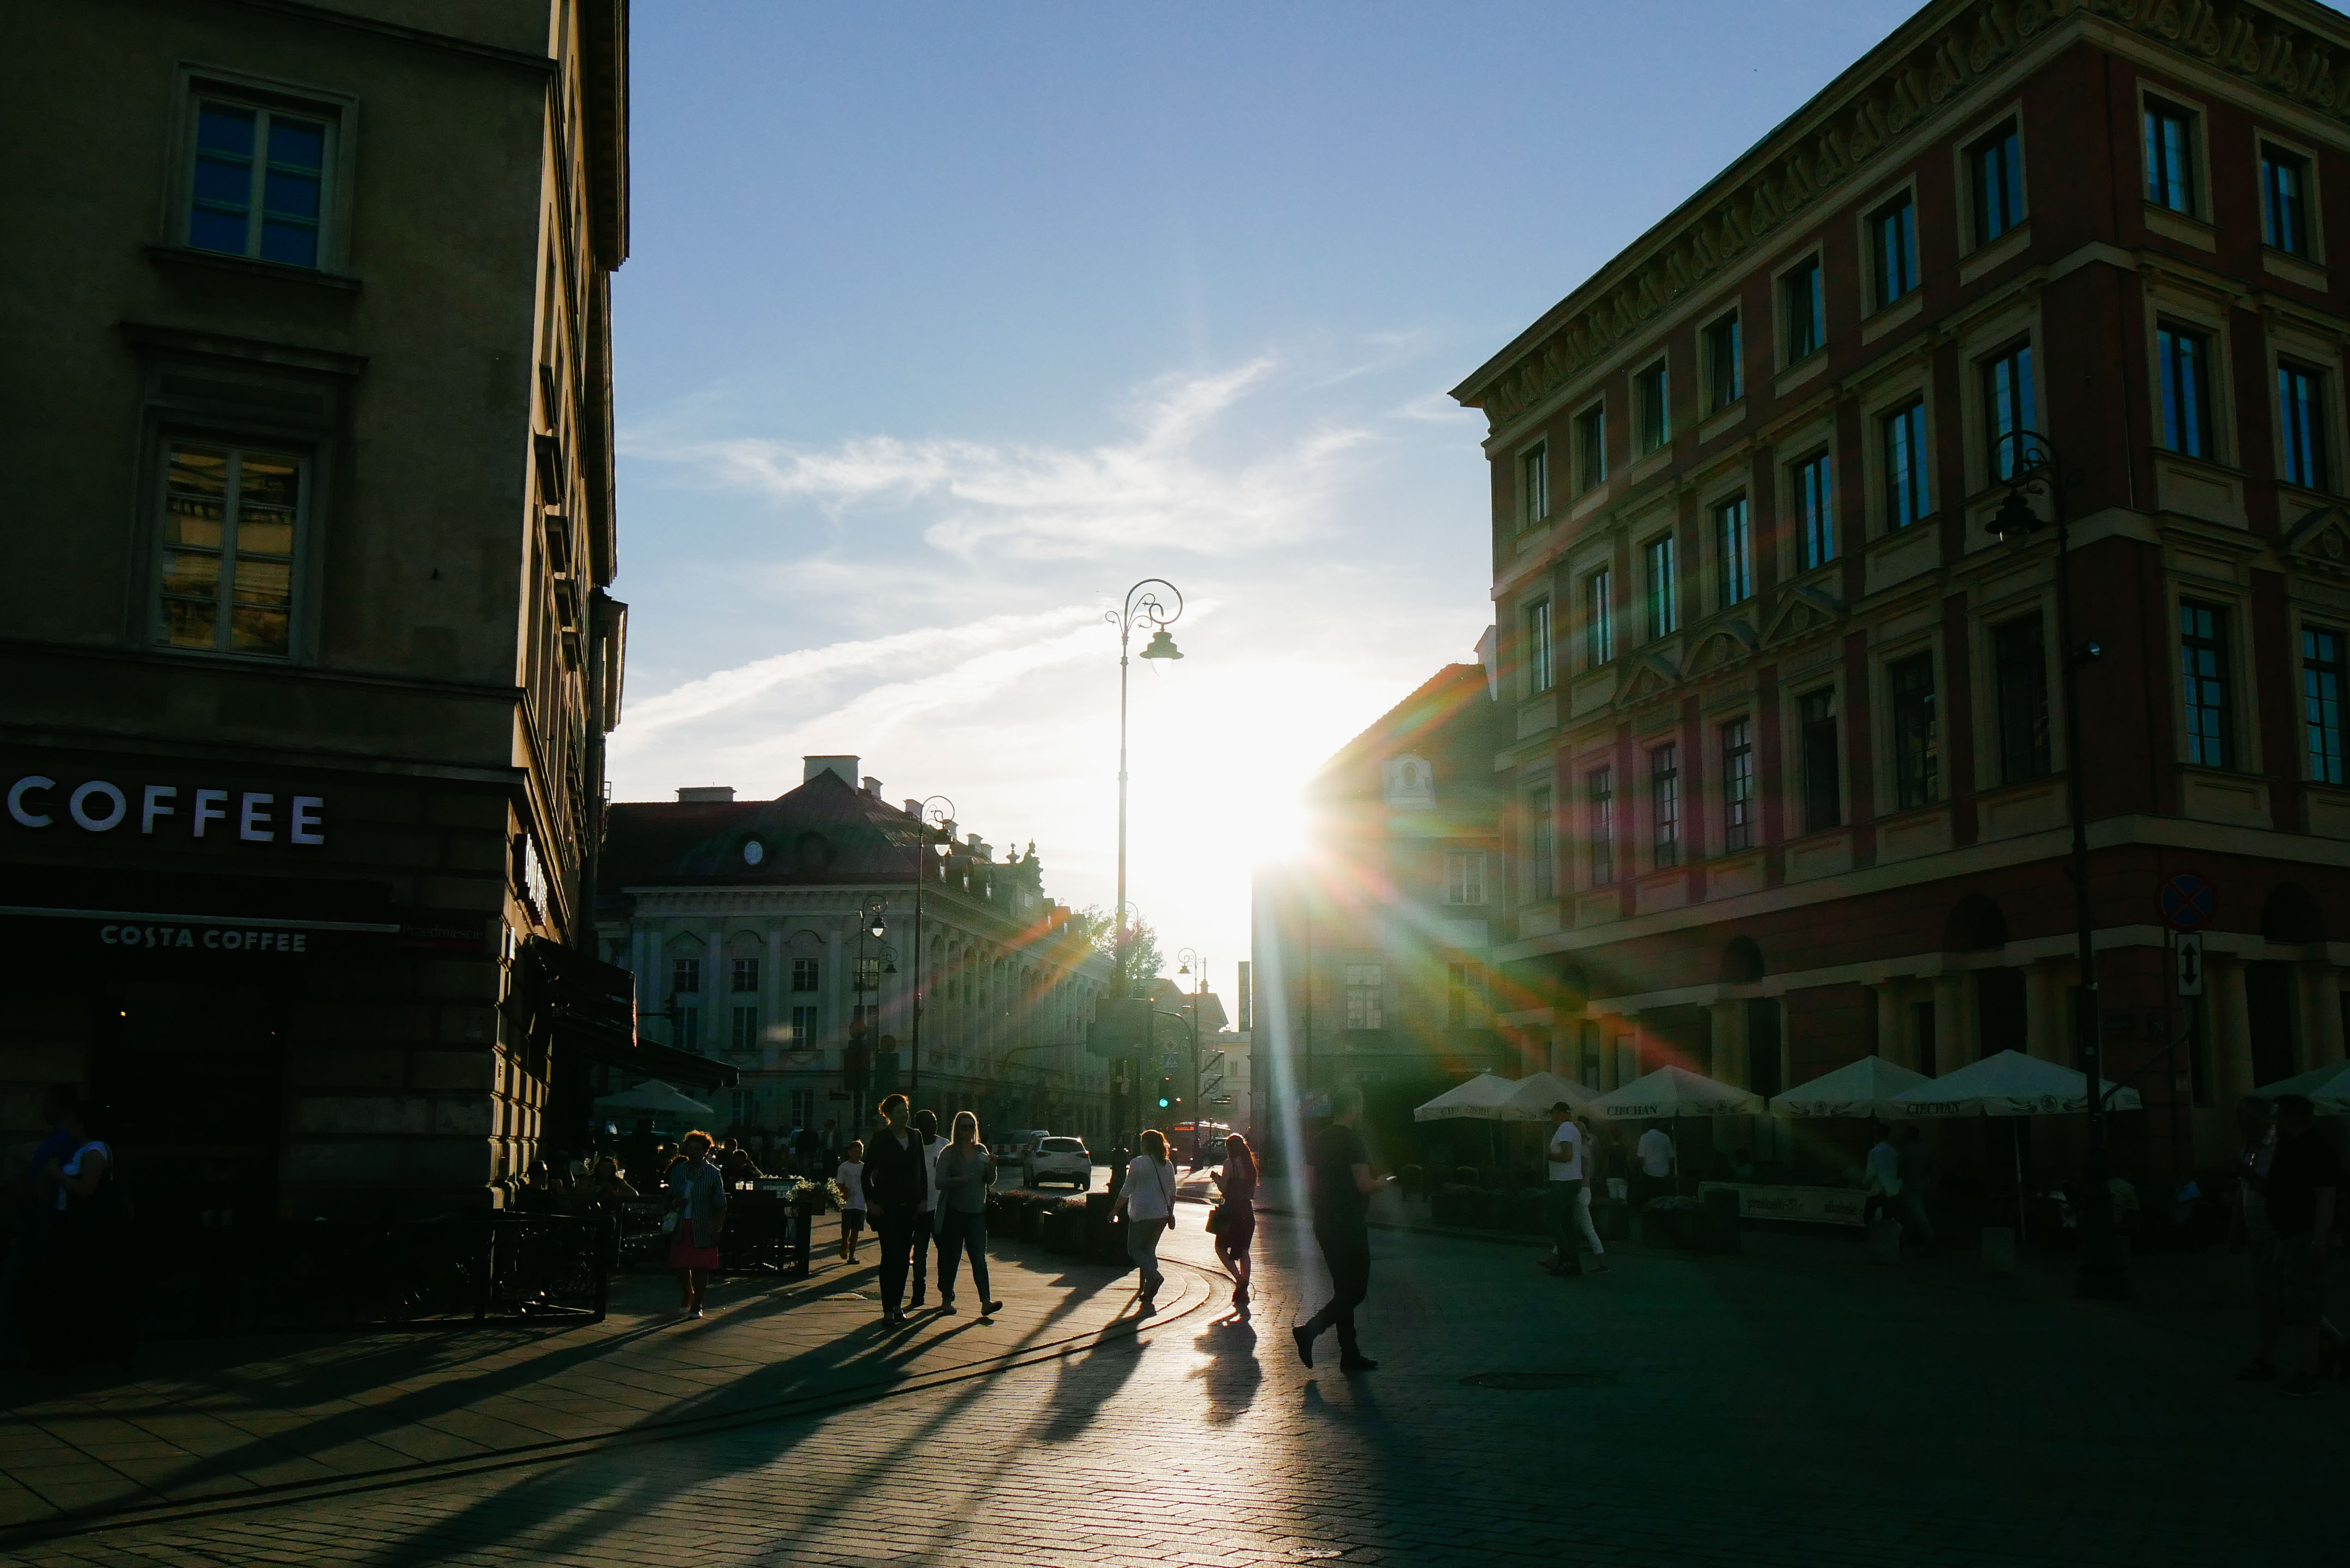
[6,774,325,846]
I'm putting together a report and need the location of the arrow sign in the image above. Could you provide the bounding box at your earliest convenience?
[2176,932,2204,997]
[2159,872,2215,931]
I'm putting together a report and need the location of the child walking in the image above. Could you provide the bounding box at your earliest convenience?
[836,1139,867,1263]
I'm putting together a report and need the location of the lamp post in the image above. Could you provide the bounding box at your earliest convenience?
[1107,579,1184,999]
[853,897,891,1100]
[906,793,956,1096]
[1987,429,2125,1298]
[1177,946,1206,1160]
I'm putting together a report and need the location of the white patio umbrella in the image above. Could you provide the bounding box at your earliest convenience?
[2253,1060,2350,1114]
[1411,1072,1520,1122]
[1493,1071,1601,1122]
[593,1079,717,1122]
[1588,1064,1765,1119]
[1886,1050,2141,1243]
[1770,1055,1931,1119]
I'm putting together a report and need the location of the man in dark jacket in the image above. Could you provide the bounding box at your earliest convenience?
[861,1094,930,1324]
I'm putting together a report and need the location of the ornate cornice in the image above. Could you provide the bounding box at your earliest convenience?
[1452,0,2350,437]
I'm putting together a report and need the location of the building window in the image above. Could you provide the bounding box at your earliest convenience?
[1720,718,1754,853]
[1445,963,1484,1028]
[1983,344,2035,482]
[671,958,702,997]
[1524,597,1554,694]
[1520,442,1550,527]
[2279,363,2329,491]
[2181,601,2233,768]
[1793,452,1834,570]
[1783,256,1825,360]
[1588,766,1615,886]
[1635,359,1669,455]
[789,1003,819,1043]
[1585,569,1614,666]
[2156,322,2215,458]
[1643,534,1678,639]
[1443,852,1487,906]
[732,957,760,993]
[2306,627,2345,785]
[1526,788,1555,901]
[1651,745,1681,869]
[1890,652,1938,810]
[1871,191,1918,309]
[1799,688,1840,833]
[789,1088,815,1128]
[790,959,820,992]
[1344,964,1384,1029]
[2263,145,2312,255]
[1993,615,2052,785]
[1883,400,1929,529]
[1574,402,1606,492]
[2144,98,2198,215]
[1713,495,1751,609]
[187,98,329,267]
[159,443,302,657]
[730,1005,759,1051]
[1706,312,1742,411]
[853,956,880,992]
[1970,119,2024,245]
[676,1005,701,1052]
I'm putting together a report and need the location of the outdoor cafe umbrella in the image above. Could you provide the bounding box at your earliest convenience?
[2253,1060,2350,1114]
[1769,1054,1930,1119]
[1410,1072,1520,1122]
[1589,1066,1763,1197]
[1493,1071,1601,1122]
[592,1079,717,1124]
[1886,1050,2141,1242]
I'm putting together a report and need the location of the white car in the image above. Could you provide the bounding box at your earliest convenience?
[1022,1136,1093,1189]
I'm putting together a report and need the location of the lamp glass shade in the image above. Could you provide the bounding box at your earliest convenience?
[1991,489,2040,541]
[1139,627,1184,661]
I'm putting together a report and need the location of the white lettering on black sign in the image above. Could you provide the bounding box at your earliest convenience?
[99,923,311,953]
[8,776,323,846]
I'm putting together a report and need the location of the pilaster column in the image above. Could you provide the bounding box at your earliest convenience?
[2025,962,2066,1063]
[765,923,786,1068]
[1932,973,1970,1071]
[645,927,667,1047]
[1875,983,1904,1067]
[2303,962,2343,1071]
[2213,957,2255,1105]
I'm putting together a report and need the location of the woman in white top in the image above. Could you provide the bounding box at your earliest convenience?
[1117,1128,1178,1312]
[835,1140,867,1264]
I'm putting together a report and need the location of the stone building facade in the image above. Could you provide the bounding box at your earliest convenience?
[597,758,1118,1145]
[0,1,652,1222]
[1253,658,1511,1114]
[1450,0,2350,1174]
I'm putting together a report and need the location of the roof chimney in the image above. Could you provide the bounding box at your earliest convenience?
[676,785,735,803]
[803,755,859,787]
[862,776,884,798]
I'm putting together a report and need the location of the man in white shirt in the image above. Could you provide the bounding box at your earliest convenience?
[1862,1124,1903,1231]
[1634,1120,1677,1211]
[909,1108,949,1309]
[1542,1102,1609,1277]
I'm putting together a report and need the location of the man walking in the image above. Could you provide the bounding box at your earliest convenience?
[2246,1094,2340,1396]
[1542,1102,1608,1277]
[1862,1123,1903,1230]
[1634,1118,1676,1209]
[909,1108,947,1309]
[1896,1125,1938,1250]
[1292,1085,1389,1372]
[860,1094,930,1325]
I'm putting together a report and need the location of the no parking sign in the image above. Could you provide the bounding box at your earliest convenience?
[2159,871,2215,931]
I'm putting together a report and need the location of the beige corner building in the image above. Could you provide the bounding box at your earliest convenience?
[0,1,658,1221]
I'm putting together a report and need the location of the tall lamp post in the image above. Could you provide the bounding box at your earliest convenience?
[1107,579,1184,998]
[906,793,956,1096]
[1177,947,1207,1152]
[850,898,890,1103]
[1988,429,2125,1298]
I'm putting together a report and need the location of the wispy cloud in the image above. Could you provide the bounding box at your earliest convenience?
[622,358,1369,563]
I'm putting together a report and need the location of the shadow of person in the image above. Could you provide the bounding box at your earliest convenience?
[1189,1315,1261,1425]
[1030,1334,1150,1444]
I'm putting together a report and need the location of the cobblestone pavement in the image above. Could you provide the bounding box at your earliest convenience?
[2,1191,2342,1567]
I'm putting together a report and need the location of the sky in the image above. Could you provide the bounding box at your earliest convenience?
[610,1,1925,1003]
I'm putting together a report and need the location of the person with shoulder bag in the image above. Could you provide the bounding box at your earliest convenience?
[1117,1129,1178,1313]
[1208,1131,1259,1311]
[931,1111,1002,1315]
[664,1130,727,1320]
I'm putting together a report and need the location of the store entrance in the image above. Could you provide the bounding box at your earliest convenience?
[95,979,287,1231]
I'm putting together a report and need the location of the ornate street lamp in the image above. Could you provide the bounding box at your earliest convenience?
[906,792,955,1095]
[1107,579,1184,1000]
[1988,430,2125,1299]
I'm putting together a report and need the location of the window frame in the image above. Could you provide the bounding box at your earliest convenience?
[2155,318,2219,461]
[2260,139,2317,259]
[1525,786,1556,903]
[2304,624,2346,786]
[2277,357,2333,493]
[1962,113,2027,252]
[1886,649,1940,812]
[1523,596,1555,695]
[152,440,311,660]
[1981,339,2037,485]
[1642,532,1679,642]
[1587,765,1616,887]
[1880,397,1932,532]
[1343,963,1385,1030]
[1442,851,1488,906]
[165,65,360,274]
[1704,309,1744,413]
[1990,613,2053,786]
[790,957,820,993]
[1634,357,1670,456]
[1518,439,1551,529]
[1791,450,1835,571]
[1649,743,1682,870]
[1779,251,1828,366]
[1573,400,1608,494]
[1865,186,1920,312]
[2140,89,2206,221]
[1720,717,1755,855]
[1584,566,1615,668]
[1712,492,1752,611]
[1797,686,1841,834]
[2178,599,2236,770]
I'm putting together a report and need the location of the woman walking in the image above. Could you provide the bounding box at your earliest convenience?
[664,1130,727,1320]
[1209,1131,1259,1311]
[1118,1129,1178,1313]
[836,1138,867,1263]
[932,1112,1002,1315]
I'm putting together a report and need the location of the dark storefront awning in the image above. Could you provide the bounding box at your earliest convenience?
[521,937,738,1090]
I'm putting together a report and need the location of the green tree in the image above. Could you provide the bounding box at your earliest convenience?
[1073,904,1164,997]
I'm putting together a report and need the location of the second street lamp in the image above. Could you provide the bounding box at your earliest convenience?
[1107,578,1183,999]
[906,792,955,1096]
[1987,428,2126,1299]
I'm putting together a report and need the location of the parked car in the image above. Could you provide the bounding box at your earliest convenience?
[1022,1135,1093,1189]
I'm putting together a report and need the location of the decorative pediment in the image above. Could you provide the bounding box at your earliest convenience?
[1612,649,1683,711]
[2285,503,2350,575]
[1684,619,1760,679]
[1761,583,1847,651]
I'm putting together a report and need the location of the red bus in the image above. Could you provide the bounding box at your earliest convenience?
[1167,1120,1232,1165]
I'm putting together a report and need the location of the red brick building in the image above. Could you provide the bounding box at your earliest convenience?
[1448,0,2350,1175]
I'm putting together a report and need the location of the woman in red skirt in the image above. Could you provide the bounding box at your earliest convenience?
[664,1130,727,1319]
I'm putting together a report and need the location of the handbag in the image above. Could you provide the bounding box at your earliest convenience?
[660,1209,679,1235]
[1204,1201,1226,1235]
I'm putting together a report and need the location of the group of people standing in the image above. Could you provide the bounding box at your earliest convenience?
[812,1095,1002,1325]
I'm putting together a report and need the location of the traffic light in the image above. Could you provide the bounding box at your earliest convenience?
[1155,1076,1173,1109]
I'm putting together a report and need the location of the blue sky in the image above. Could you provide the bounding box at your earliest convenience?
[610,1,1923,999]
